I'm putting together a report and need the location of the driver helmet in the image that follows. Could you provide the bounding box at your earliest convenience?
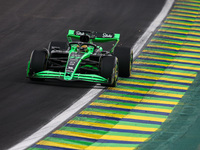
[80,45,88,52]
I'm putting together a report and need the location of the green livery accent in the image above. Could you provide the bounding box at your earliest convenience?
[34,71,107,83]
[26,60,31,77]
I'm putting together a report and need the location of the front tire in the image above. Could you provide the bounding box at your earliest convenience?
[28,50,48,81]
[100,56,118,87]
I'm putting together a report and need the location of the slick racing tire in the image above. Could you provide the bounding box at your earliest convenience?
[101,56,119,87]
[114,47,133,77]
[48,41,68,53]
[28,50,48,81]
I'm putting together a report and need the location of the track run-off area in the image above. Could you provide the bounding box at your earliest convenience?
[9,0,200,150]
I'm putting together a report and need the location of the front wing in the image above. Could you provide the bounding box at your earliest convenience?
[31,71,108,83]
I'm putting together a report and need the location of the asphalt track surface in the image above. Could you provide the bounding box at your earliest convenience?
[0,0,166,149]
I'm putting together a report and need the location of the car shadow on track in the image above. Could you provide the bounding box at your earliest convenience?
[27,79,105,89]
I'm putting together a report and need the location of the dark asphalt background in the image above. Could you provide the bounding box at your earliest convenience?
[0,0,166,149]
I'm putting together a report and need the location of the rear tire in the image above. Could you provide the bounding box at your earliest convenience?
[100,56,118,87]
[114,47,133,77]
[28,50,48,81]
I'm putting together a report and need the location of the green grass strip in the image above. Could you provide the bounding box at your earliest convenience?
[143,48,179,55]
[27,148,46,150]
[114,85,150,91]
[175,56,200,62]
[153,36,185,44]
[141,96,180,103]
[60,126,150,138]
[159,27,190,34]
[156,30,188,37]
[116,120,160,128]
[148,43,181,50]
[168,14,196,20]
[43,137,92,146]
[135,59,171,65]
[84,107,129,115]
[128,111,168,119]
[73,117,118,125]
[103,91,144,99]
[60,126,107,135]
[105,131,151,138]
[134,65,169,71]
[90,142,139,148]
[161,23,191,30]
[95,99,138,107]
[130,72,162,78]
[164,19,194,26]
[176,1,200,5]
[174,5,200,10]
[136,103,175,110]
[155,81,189,88]
[172,8,199,14]
[139,53,174,60]
[119,77,158,84]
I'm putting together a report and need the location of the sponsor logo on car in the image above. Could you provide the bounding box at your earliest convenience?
[102,33,113,38]
[76,31,85,36]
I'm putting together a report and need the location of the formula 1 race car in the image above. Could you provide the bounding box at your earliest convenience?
[26,30,133,86]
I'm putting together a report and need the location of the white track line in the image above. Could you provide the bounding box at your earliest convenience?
[9,0,174,149]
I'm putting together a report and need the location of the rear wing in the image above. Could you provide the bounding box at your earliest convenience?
[67,30,120,43]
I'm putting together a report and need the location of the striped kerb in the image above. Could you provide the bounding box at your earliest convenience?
[28,0,200,149]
